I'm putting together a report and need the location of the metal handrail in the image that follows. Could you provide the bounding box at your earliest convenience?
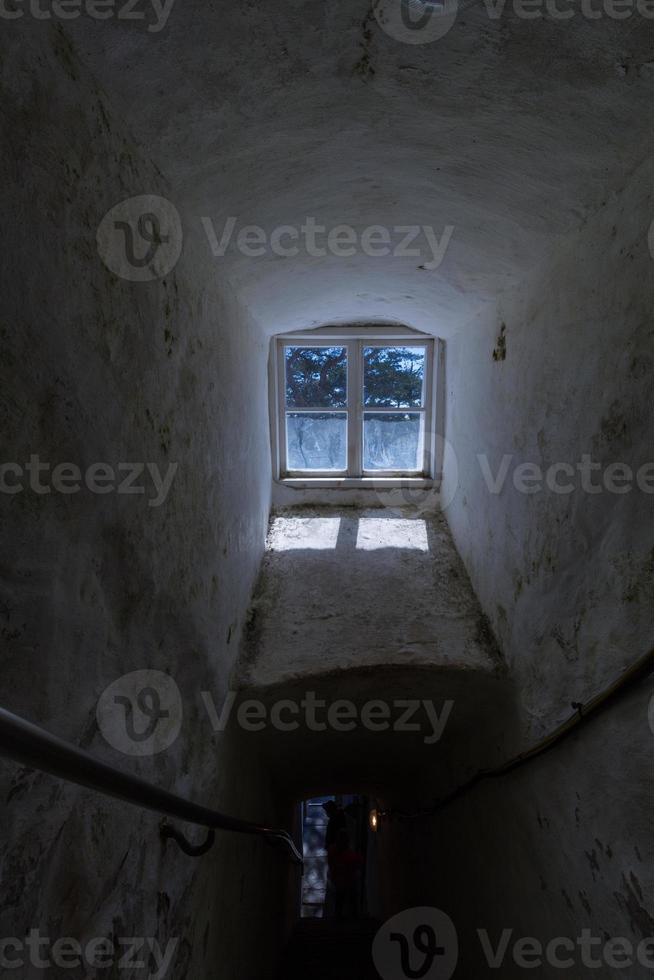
[0,708,303,866]
[382,644,654,821]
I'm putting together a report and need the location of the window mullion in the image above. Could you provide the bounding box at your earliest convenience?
[347,341,361,476]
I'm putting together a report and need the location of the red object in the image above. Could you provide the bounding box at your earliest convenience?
[327,845,363,890]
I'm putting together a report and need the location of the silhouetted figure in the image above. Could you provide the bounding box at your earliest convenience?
[327,828,363,920]
[323,800,347,849]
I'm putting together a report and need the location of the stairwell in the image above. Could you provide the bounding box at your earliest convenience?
[278,919,381,980]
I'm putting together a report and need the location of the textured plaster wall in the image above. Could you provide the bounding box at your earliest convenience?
[376,155,654,975]
[0,24,286,980]
[442,153,654,723]
[374,679,654,978]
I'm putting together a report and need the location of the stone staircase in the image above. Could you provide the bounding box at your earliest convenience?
[278,919,381,979]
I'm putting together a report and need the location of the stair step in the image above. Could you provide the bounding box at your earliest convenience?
[278,920,380,980]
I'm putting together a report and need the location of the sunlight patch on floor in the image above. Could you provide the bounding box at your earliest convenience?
[355,518,429,551]
[269,516,342,551]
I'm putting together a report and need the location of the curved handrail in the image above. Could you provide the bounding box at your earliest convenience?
[0,708,303,866]
[382,644,654,821]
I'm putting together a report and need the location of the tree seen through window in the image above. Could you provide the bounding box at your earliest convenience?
[282,342,429,473]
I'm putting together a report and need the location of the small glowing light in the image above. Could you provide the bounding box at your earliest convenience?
[369,808,379,832]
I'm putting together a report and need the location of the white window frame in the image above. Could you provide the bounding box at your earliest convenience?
[271,328,442,486]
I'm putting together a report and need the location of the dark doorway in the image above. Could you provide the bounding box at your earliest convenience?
[300,794,369,919]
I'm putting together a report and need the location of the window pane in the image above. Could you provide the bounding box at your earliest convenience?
[285,346,347,408]
[363,413,423,470]
[363,346,425,408]
[286,413,347,470]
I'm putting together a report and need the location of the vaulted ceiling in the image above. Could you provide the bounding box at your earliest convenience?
[64,0,654,334]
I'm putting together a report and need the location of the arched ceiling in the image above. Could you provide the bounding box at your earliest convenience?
[64,0,654,335]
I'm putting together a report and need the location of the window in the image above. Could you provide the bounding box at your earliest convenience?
[274,333,436,480]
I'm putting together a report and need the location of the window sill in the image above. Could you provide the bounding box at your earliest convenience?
[276,477,435,490]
